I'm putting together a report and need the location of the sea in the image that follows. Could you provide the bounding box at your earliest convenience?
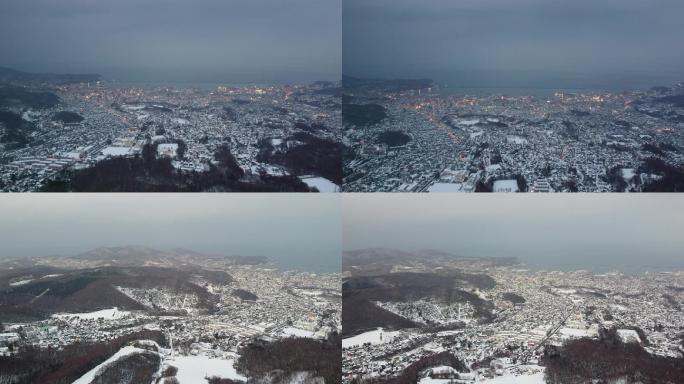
[516,258,684,275]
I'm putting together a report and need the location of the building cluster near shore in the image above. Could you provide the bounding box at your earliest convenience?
[344,83,684,192]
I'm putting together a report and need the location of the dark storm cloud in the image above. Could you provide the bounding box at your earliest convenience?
[343,0,684,88]
[0,0,341,83]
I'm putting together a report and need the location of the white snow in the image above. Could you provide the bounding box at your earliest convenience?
[480,372,545,383]
[123,104,146,111]
[427,183,467,193]
[617,329,641,344]
[281,327,316,338]
[559,327,597,339]
[299,176,340,192]
[41,274,63,279]
[342,328,400,349]
[493,179,519,192]
[52,307,130,320]
[621,168,635,181]
[457,119,480,126]
[271,138,283,146]
[72,346,148,384]
[173,355,246,383]
[102,146,133,157]
[157,143,179,157]
[9,279,34,286]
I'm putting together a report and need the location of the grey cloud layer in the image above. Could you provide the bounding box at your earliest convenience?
[0,194,341,271]
[344,0,684,88]
[343,194,684,271]
[0,0,341,83]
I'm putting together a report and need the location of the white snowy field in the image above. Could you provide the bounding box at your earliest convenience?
[52,307,130,320]
[72,346,148,384]
[427,183,467,193]
[281,327,316,338]
[342,328,400,349]
[172,355,246,383]
[480,372,545,383]
[493,179,519,192]
[299,176,340,192]
[621,168,635,181]
[559,326,598,339]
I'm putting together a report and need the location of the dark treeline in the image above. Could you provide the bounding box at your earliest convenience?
[232,289,258,301]
[377,131,411,147]
[236,333,341,384]
[256,132,342,185]
[502,292,525,304]
[0,84,60,109]
[342,103,387,127]
[0,111,35,149]
[342,272,497,336]
[639,157,684,192]
[0,330,166,384]
[543,329,684,384]
[0,266,228,322]
[51,111,84,124]
[41,144,312,192]
[342,296,418,337]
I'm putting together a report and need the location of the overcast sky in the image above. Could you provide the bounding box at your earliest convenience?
[344,0,684,89]
[344,194,684,273]
[0,0,341,84]
[0,194,341,272]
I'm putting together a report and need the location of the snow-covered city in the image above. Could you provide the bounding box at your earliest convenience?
[1,73,341,192]
[341,250,684,384]
[0,244,341,384]
[343,80,684,193]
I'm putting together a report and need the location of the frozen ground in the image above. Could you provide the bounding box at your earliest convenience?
[299,176,340,192]
[493,179,519,192]
[480,372,545,383]
[342,328,400,349]
[172,355,246,383]
[281,327,316,338]
[427,183,467,192]
[52,307,131,320]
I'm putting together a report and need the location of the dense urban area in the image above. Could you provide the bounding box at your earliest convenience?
[0,246,342,384]
[341,249,684,384]
[0,67,342,192]
[343,77,684,192]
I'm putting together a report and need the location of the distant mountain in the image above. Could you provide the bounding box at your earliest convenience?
[0,66,101,84]
[71,245,268,267]
[343,248,518,276]
[342,75,434,92]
